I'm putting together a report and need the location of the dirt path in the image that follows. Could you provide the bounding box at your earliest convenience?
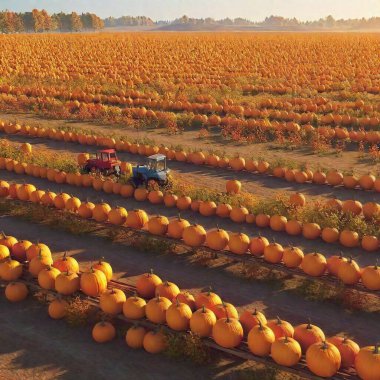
[0,296,217,380]
[0,216,378,347]
[0,170,378,266]
[1,113,379,206]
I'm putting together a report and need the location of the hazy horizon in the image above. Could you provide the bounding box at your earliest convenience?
[2,0,380,21]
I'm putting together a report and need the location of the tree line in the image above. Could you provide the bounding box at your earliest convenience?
[0,9,104,33]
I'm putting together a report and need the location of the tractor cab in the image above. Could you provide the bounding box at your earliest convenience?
[83,149,121,176]
[131,154,170,187]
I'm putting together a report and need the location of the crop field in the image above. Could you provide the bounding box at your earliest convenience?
[0,32,379,380]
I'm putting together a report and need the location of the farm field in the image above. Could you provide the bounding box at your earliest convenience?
[0,31,379,380]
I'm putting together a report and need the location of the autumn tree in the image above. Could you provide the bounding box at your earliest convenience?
[70,12,83,32]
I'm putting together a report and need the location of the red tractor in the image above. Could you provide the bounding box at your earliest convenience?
[82,149,121,176]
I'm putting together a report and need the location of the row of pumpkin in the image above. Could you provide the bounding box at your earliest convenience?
[1,244,379,380]
[1,121,380,192]
[0,183,379,291]
[1,158,379,252]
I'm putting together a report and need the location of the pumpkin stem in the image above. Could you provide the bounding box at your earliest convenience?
[258,320,263,330]
[202,305,206,313]
[321,341,328,350]
[252,308,257,316]
[224,304,230,323]
[99,256,105,264]
[63,251,68,260]
[276,316,282,325]
[374,344,379,354]
[307,318,312,329]
[149,268,154,276]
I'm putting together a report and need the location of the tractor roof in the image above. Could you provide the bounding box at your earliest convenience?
[148,154,166,161]
[99,149,116,154]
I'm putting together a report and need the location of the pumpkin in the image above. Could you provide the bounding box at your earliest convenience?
[41,191,56,206]
[339,230,359,248]
[212,315,243,348]
[269,215,287,231]
[48,298,68,319]
[271,336,302,367]
[321,227,340,243]
[100,288,126,315]
[29,253,53,277]
[136,269,162,298]
[182,224,206,247]
[267,317,294,339]
[125,325,147,349]
[147,215,169,236]
[126,209,149,229]
[326,170,344,186]
[0,258,23,281]
[93,257,113,282]
[228,232,250,255]
[38,266,60,289]
[55,271,80,295]
[166,299,193,331]
[226,180,241,194]
[53,193,71,210]
[216,203,232,218]
[155,280,180,299]
[123,293,147,319]
[53,252,79,273]
[167,216,190,239]
[247,321,275,356]
[176,195,192,210]
[148,190,164,204]
[80,267,107,297]
[294,321,325,352]
[11,240,32,262]
[5,281,28,302]
[285,219,303,236]
[283,247,304,268]
[143,330,167,354]
[108,206,128,225]
[361,235,379,252]
[120,184,135,198]
[289,192,306,207]
[30,190,45,203]
[92,321,116,343]
[163,192,178,207]
[358,174,376,190]
[249,236,269,256]
[327,253,347,276]
[239,308,267,335]
[362,202,380,220]
[92,202,111,222]
[199,201,217,216]
[337,257,361,285]
[355,345,380,380]
[145,295,172,324]
[65,196,81,212]
[302,223,321,240]
[195,288,222,309]
[0,244,10,262]
[263,243,284,264]
[361,262,380,291]
[26,243,51,261]
[78,202,95,219]
[255,213,270,228]
[327,336,359,368]
[206,228,229,251]
[16,183,36,201]
[306,341,341,377]
[230,157,245,171]
[211,301,239,320]
[342,200,363,216]
[174,291,196,310]
[190,306,217,337]
[301,253,327,277]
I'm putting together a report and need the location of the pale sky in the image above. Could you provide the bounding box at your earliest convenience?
[1,0,379,21]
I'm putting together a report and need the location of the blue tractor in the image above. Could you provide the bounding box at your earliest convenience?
[130,154,171,187]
